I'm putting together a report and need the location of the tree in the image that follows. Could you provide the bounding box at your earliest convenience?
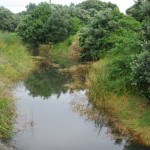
[44,4,71,43]
[73,0,118,24]
[16,3,77,50]
[126,0,144,22]
[79,9,123,61]
[16,2,51,50]
[131,51,150,100]
[26,3,36,12]
[141,0,150,52]
[126,0,150,22]
[0,6,19,32]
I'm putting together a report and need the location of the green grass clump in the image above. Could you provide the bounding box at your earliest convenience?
[0,32,34,138]
[51,35,75,67]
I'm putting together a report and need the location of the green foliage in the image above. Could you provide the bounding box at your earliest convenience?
[51,35,75,67]
[141,0,150,51]
[0,6,19,32]
[15,0,119,55]
[79,9,124,61]
[103,27,142,94]
[26,3,37,12]
[16,2,51,49]
[143,21,150,51]
[79,10,143,96]
[140,0,150,18]
[45,5,71,43]
[126,0,150,22]
[126,0,144,22]
[74,0,118,24]
[77,0,108,10]
[81,5,144,97]
[17,3,80,52]
[127,0,150,99]
[131,51,150,100]
[70,17,82,35]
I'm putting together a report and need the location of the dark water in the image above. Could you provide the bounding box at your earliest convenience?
[7,67,150,150]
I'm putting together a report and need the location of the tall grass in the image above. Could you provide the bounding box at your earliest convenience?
[88,58,150,145]
[51,35,76,67]
[0,32,34,138]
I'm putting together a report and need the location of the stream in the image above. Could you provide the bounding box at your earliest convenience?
[2,66,150,150]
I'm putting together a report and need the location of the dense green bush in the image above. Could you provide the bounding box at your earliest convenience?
[143,21,150,51]
[16,2,51,49]
[127,0,150,99]
[105,28,142,94]
[126,0,144,22]
[74,0,118,24]
[16,3,82,51]
[70,17,83,35]
[126,0,150,22]
[44,5,71,43]
[131,51,150,100]
[79,9,124,61]
[0,6,19,32]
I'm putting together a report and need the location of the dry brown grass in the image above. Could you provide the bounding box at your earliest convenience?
[70,41,81,63]
[59,64,90,90]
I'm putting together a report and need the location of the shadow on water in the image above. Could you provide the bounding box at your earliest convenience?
[2,65,149,150]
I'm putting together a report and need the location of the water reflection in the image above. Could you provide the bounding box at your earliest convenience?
[24,66,72,99]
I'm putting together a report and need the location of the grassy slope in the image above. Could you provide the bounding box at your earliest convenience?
[0,32,34,138]
[87,58,150,145]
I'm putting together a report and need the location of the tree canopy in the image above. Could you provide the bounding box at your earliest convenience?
[0,6,19,32]
[16,2,51,49]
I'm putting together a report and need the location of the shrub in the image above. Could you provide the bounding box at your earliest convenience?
[45,5,71,43]
[0,6,19,32]
[16,2,51,49]
[79,9,124,61]
[131,51,150,100]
